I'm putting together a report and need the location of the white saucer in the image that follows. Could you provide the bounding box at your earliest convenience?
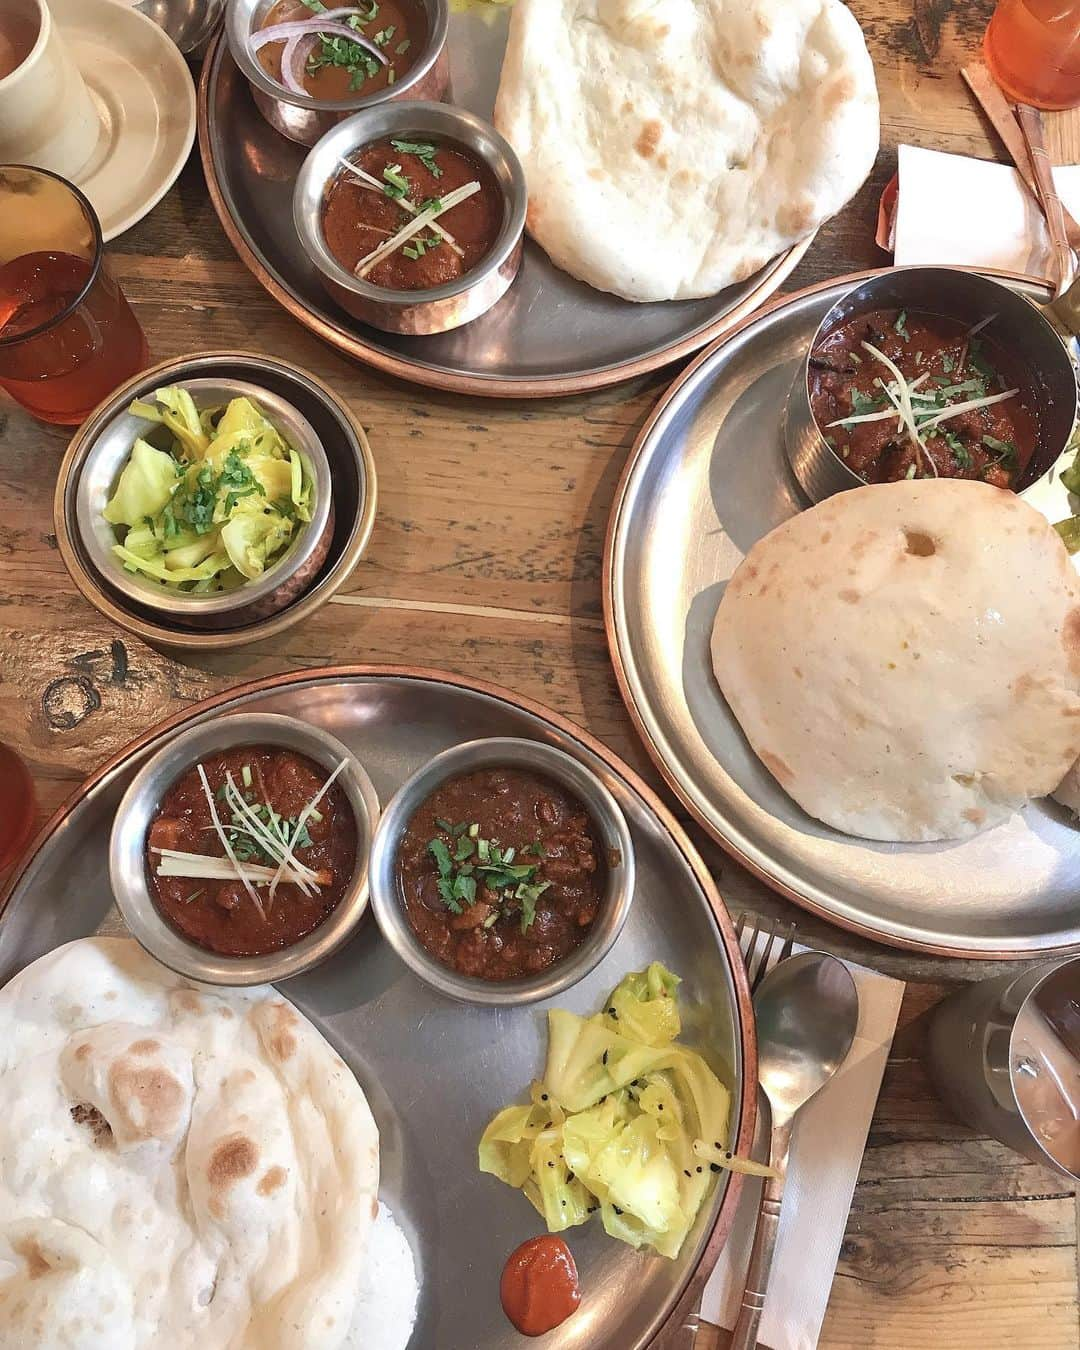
[51,0,196,240]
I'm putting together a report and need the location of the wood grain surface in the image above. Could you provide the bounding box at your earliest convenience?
[2,1,1080,1345]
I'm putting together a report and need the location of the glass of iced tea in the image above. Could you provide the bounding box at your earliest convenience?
[0,744,36,873]
[0,165,149,426]
[984,0,1080,111]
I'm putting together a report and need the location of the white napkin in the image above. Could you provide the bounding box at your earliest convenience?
[700,942,905,1350]
[892,142,1080,281]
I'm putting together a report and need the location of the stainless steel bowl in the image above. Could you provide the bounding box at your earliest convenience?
[294,102,527,336]
[224,0,449,147]
[110,712,380,986]
[74,376,333,629]
[135,0,225,54]
[55,351,377,651]
[368,736,636,1006]
[784,266,1080,504]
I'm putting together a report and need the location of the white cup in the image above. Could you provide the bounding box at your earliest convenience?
[0,0,100,181]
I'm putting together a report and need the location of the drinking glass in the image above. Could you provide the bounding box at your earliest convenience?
[984,0,1080,111]
[0,165,149,426]
[0,744,36,873]
[926,956,1080,1180]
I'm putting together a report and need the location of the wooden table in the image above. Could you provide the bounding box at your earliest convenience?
[2,3,1079,1345]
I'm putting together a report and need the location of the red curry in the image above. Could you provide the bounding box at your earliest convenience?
[147,745,356,957]
[396,767,606,981]
[809,307,1038,488]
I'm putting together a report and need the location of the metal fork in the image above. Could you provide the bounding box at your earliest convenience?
[734,911,797,992]
[669,913,797,1348]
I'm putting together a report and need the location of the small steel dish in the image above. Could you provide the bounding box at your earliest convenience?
[110,711,380,986]
[224,0,449,147]
[55,352,377,651]
[784,266,1080,504]
[368,736,636,1005]
[74,376,333,630]
[293,101,527,336]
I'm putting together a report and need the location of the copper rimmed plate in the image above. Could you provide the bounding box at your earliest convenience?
[0,665,754,1348]
[604,268,1080,960]
[196,19,812,399]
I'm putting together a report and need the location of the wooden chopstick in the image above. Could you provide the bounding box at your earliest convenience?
[961,62,1080,251]
[1017,102,1076,295]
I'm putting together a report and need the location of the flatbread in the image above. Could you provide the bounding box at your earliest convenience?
[494,0,879,302]
[711,480,1080,842]
[0,938,379,1350]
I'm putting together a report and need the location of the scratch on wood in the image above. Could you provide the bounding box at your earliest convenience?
[328,592,606,631]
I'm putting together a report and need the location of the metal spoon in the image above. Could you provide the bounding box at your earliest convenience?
[730,951,860,1350]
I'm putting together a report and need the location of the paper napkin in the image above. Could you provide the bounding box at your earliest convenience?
[700,941,905,1350]
[889,143,1080,281]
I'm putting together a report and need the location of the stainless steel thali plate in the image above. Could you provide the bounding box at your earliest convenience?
[196,20,811,398]
[605,269,1080,960]
[0,666,754,1349]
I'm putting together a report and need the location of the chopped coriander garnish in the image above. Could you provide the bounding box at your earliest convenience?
[301,0,327,10]
[425,821,549,930]
[395,38,411,53]
[391,139,442,178]
[402,244,420,260]
[893,310,909,341]
[382,163,410,199]
[942,352,955,373]
[945,431,971,470]
[372,25,395,45]
[981,434,1017,469]
[387,67,395,83]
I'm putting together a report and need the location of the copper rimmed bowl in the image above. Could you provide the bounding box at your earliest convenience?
[224,0,449,147]
[55,351,377,650]
[784,265,1079,504]
[368,736,636,1006]
[109,711,380,986]
[294,101,527,336]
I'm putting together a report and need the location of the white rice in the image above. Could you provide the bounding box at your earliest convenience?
[344,1201,420,1350]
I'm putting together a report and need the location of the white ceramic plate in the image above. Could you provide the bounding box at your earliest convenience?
[51,0,196,240]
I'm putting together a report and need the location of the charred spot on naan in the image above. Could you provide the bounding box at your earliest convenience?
[12,1237,50,1281]
[634,120,663,159]
[257,1165,288,1197]
[108,1058,187,1144]
[70,1103,114,1149]
[207,1133,260,1217]
[128,1039,161,1057]
[904,531,937,557]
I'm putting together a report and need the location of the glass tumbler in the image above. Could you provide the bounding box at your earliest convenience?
[0,165,149,426]
[984,0,1080,111]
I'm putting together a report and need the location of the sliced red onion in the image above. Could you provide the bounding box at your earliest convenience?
[280,31,318,94]
[250,16,389,67]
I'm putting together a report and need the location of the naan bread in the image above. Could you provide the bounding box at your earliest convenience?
[0,938,379,1350]
[711,481,1080,842]
[494,0,879,302]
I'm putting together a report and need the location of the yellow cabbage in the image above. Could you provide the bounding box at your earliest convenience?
[478,963,747,1260]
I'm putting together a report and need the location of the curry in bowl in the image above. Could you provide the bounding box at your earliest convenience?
[323,135,504,291]
[808,307,1039,489]
[146,743,357,957]
[396,765,607,982]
